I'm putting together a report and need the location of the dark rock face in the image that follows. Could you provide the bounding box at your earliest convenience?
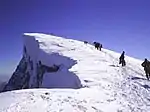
[36,61,59,88]
[0,75,9,92]
[2,56,30,91]
[0,82,7,92]
[2,46,59,93]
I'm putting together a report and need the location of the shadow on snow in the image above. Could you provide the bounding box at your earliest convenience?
[39,49,82,89]
[132,77,150,90]
[131,77,147,81]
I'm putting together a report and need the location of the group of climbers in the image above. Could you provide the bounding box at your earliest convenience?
[84,40,125,66]
[84,41,149,80]
[119,51,150,80]
[83,41,103,51]
[118,51,150,81]
[19,42,150,89]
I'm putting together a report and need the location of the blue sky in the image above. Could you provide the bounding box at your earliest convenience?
[0,0,150,76]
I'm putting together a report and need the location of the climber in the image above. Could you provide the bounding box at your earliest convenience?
[141,58,150,80]
[119,51,126,66]
[84,41,88,44]
[93,42,103,51]
[93,42,100,50]
[99,44,102,51]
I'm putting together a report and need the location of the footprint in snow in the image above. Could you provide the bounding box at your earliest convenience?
[40,94,50,101]
[45,92,50,95]
[109,64,119,67]
[92,106,102,112]
[84,79,93,83]
[73,105,87,112]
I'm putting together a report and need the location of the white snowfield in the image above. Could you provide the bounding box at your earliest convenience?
[0,33,150,112]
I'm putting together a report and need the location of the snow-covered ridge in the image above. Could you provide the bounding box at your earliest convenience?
[1,33,150,112]
[3,33,83,92]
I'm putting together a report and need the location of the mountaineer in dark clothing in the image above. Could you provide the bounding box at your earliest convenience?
[84,41,88,44]
[93,42,100,50]
[119,51,126,66]
[95,43,100,50]
[141,58,150,80]
[99,44,102,51]
[93,42,103,51]
[93,42,97,45]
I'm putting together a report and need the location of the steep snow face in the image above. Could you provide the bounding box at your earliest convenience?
[1,33,150,112]
[23,35,39,87]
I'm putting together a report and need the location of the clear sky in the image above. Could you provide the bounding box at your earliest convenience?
[0,0,150,76]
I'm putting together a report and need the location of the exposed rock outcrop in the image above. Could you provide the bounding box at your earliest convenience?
[2,46,60,92]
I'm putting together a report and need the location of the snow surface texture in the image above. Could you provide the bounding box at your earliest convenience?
[0,33,150,112]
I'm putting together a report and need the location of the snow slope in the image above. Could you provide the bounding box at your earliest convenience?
[0,33,150,112]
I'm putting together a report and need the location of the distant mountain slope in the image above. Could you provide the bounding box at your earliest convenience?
[0,75,9,92]
[1,33,150,112]
[0,81,6,92]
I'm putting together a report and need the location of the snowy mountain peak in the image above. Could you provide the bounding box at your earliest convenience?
[1,33,150,112]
